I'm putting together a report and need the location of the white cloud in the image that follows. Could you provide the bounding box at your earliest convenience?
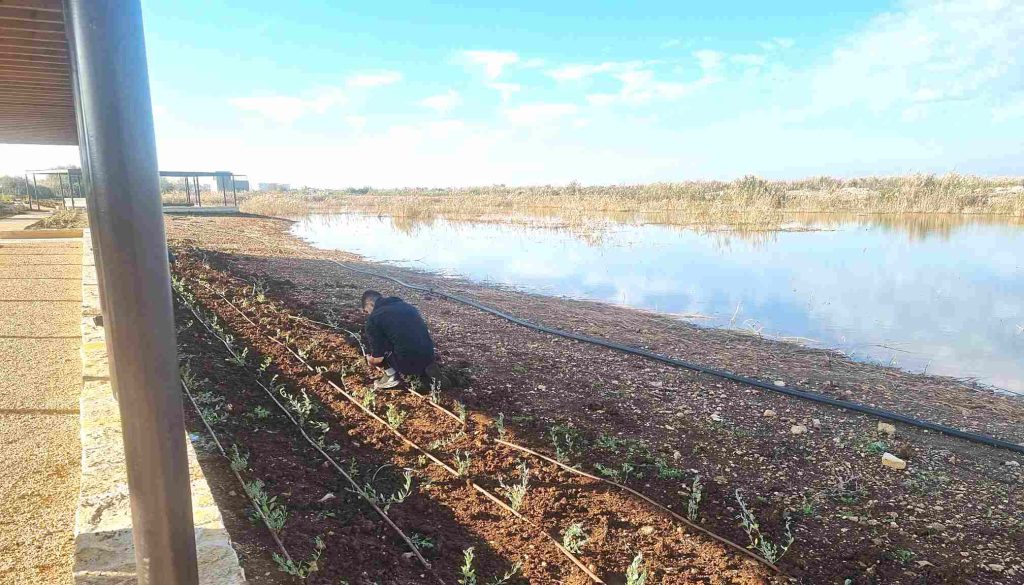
[589,69,721,106]
[693,49,724,71]
[230,89,346,124]
[502,103,579,126]
[731,54,767,67]
[546,60,654,82]
[809,0,1024,115]
[463,50,520,79]
[419,90,463,114]
[487,82,521,102]
[759,37,796,51]
[992,95,1024,121]
[345,116,368,130]
[346,71,403,88]
[662,39,682,48]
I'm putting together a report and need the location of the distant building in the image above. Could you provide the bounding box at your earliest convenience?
[258,182,290,191]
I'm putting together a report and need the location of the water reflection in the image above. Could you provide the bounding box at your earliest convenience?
[293,214,1024,393]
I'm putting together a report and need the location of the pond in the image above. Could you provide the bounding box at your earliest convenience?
[292,214,1024,394]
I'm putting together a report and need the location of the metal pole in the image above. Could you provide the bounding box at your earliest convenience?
[232,175,237,207]
[24,173,33,210]
[195,176,201,208]
[65,2,199,584]
[31,174,42,209]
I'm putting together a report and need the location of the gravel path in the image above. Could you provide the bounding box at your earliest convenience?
[0,239,82,585]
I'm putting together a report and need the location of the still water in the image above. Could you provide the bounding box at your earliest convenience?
[293,214,1024,394]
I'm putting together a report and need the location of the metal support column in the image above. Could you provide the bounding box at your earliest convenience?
[23,173,33,210]
[65,1,199,584]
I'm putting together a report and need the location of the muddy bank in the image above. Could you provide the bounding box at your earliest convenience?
[167,214,1024,584]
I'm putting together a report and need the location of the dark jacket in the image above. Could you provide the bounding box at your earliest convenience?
[365,297,435,374]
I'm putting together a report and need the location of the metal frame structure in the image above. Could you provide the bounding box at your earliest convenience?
[0,1,201,583]
[160,170,244,207]
[25,167,84,209]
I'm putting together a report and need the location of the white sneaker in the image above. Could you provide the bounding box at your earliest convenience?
[374,374,401,389]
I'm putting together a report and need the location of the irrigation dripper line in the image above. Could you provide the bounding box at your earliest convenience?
[314,310,783,572]
[177,292,442,581]
[190,265,784,576]
[338,259,1024,453]
[493,438,781,572]
[180,377,296,568]
[186,277,607,584]
[223,234,1023,455]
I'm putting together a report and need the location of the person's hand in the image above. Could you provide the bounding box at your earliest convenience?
[367,355,385,367]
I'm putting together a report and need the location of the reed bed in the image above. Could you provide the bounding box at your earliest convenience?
[239,174,1024,232]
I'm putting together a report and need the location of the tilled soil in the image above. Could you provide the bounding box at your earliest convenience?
[166,215,1024,584]
[173,252,776,584]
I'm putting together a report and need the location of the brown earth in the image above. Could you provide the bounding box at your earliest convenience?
[166,214,1024,584]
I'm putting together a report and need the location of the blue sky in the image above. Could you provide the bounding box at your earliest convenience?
[2,0,1022,187]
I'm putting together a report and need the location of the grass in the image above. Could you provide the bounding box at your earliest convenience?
[27,208,87,230]
[240,174,1024,232]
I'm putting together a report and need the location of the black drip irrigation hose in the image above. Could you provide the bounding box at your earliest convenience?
[320,258,1024,455]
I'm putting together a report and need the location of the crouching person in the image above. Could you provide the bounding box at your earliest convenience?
[361,289,437,389]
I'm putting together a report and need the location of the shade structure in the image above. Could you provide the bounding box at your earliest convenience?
[0,0,77,144]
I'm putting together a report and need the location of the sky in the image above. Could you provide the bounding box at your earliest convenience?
[2,0,1022,188]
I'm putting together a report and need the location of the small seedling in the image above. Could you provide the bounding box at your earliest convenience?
[626,551,648,585]
[252,406,270,419]
[455,450,472,476]
[495,413,506,439]
[280,387,314,425]
[244,479,288,532]
[594,462,635,483]
[390,470,414,508]
[386,404,408,430]
[890,548,915,564]
[735,490,795,564]
[455,401,468,425]
[225,343,248,367]
[687,474,703,521]
[361,386,378,410]
[562,522,588,554]
[179,363,198,388]
[273,536,325,578]
[489,562,522,585]
[410,533,435,551]
[259,356,272,372]
[229,444,249,472]
[865,440,888,455]
[550,423,585,463]
[459,547,478,585]
[654,457,684,479]
[498,460,530,511]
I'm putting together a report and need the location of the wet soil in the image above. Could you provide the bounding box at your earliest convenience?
[167,215,1024,584]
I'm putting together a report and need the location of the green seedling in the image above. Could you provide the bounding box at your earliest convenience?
[626,551,648,585]
[495,413,506,439]
[455,450,472,477]
[361,386,377,410]
[735,490,794,564]
[252,406,270,419]
[562,522,588,554]
[229,444,249,472]
[654,457,684,479]
[498,460,529,511]
[244,479,288,533]
[688,474,703,521]
[550,423,585,463]
[259,356,272,372]
[386,404,408,430]
[273,536,325,578]
[459,547,478,585]
[455,401,468,425]
[410,533,435,551]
